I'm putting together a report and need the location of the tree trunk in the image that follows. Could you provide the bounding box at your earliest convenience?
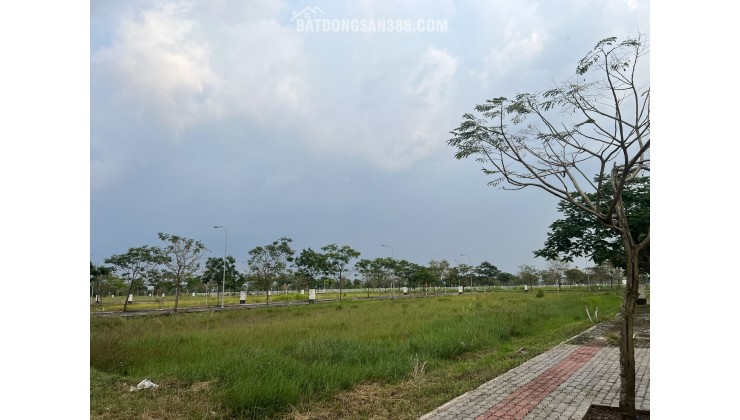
[174,281,181,312]
[618,239,640,418]
[123,280,135,312]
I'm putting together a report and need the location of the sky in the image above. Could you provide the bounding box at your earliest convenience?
[89,0,649,274]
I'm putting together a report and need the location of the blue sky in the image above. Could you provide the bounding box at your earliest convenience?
[89,0,650,274]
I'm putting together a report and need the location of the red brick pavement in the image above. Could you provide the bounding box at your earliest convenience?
[476,342,603,420]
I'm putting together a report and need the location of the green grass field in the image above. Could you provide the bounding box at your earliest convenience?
[90,289,622,419]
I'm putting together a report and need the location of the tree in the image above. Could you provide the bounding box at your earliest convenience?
[565,267,585,285]
[428,260,451,287]
[90,261,112,302]
[202,256,243,298]
[158,233,208,312]
[546,258,570,291]
[356,258,385,296]
[246,237,295,305]
[105,246,165,312]
[392,259,416,288]
[355,258,375,296]
[474,261,500,287]
[535,176,649,274]
[145,268,168,297]
[592,260,625,289]
[406,264,436,290]
[356,257,396,293]
[517,264,540,288]
[496,271,515,286]
[320,244,360,300]
[448,35,649,417]
[294,248,327,288]
[455,263,473,289]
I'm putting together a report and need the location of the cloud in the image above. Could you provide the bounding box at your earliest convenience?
[299,45,459,171]
[483,30,546,76]
[93,3,221,132]
[92,1,308,134]
[401,47,459,164]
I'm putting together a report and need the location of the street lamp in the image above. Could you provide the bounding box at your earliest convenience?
[214,226,227,308]
[380,244,394,259]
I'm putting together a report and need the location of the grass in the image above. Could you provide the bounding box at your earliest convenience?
[89,285,613,313]
[91,289,622,419]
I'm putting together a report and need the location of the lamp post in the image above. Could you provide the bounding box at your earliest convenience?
[214,226,227,308]
[381,244,394,259]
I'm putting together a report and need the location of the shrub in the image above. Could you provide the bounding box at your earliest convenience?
[536,290,544,298]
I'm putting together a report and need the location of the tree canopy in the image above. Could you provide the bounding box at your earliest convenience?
[105,246,165,311]
[535,176,649,274]
[202,256,244,293]
[246,237,295,305]
[158,233,208,311]
[320,244,360,300]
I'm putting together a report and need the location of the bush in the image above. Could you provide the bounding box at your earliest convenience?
[536,290,544,298]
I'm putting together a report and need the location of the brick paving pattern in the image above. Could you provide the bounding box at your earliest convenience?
[420,306,650,420]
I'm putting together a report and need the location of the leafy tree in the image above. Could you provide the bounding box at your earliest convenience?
[289,271,313,292]
[445,267,460,287]
[517,264,540,288]
[496,271,515,286]
[448,35,649,416]
[591,260,625,289]
[474,261,500,287]
[565,268,585,285]
[453,262,472,289]
[90,261,112,301]
[246,237,295,305]
[320,244,360,300]
[294,248,327,287]
[202,256,243,298]
[392,259,415,287]
[356,257,396,292]
[158,233,208,312]
[355,259,377,296]
[185,275,203,293]
[105,246,165,312]
[535,176,649,274]
[540,269,557,286]
[145,268,168,297]
[546,260,570,291]
[406,264,436,290]
[98,275,126,297]
[428,260,451,287]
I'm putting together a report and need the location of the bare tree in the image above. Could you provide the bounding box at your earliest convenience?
[449,35,649,417]
[158,233,208,312]
[546,259,570,291]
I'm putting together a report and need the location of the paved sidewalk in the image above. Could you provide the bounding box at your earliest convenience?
[420,306,650,420]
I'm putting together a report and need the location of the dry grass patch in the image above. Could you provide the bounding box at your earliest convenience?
[91,370,227,420]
